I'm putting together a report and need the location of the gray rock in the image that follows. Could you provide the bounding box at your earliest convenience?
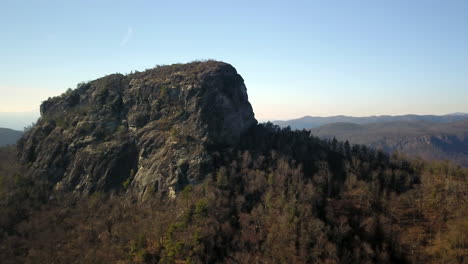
[17,61,257,199]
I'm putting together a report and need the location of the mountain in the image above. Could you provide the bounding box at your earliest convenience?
[17,61,256,198]
[0,128,22,146]
[273,114,468,130]
[1,61,467,263]
[447,112,468,116]
[311,120,468,167]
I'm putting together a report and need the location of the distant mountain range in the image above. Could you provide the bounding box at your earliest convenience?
[310,120,468,167]
[272,113,468,130]
[0,128,23,147]
[2,61,467,263]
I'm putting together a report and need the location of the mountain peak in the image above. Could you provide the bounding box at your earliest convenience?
[18,61,257,198]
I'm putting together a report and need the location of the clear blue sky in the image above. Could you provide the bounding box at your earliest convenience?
[1,0,468,121]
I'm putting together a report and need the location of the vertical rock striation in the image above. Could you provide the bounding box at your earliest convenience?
[17,61,257,198]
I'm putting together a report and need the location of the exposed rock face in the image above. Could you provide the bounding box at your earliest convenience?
[17,61,257,198]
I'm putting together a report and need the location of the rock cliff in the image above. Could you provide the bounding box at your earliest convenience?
[17,61,257,198]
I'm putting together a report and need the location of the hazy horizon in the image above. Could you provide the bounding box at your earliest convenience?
[1,0,468,121]
[1,109,467,131]
[2,2,468,263]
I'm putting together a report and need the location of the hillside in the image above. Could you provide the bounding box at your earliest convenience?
[0,128,22,146]
[1,61,467,263]
[273,114,468,130]
[310,120,468,167]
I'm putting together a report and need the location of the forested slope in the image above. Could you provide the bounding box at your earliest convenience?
[0,124,466,263]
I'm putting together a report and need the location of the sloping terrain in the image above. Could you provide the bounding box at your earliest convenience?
[311,120,468,167]
[0,128,22,147]
[274,114,468,130]
[0,61,466,263]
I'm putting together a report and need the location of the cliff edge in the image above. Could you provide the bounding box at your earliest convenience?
[18,61,257,198]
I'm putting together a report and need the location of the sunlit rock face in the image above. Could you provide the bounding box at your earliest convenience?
[18,61,257,198]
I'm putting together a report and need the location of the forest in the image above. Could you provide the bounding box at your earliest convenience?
[0,123,467,263]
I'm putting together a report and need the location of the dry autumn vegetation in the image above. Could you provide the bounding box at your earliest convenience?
[0,124,467,263]
[0,61,467,263]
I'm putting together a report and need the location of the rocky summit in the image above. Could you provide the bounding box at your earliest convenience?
[17,61,257,198]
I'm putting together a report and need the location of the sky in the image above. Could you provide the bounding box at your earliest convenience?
[1,0,468,126]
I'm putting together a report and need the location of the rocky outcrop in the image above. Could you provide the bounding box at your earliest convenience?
[17,61,257,198]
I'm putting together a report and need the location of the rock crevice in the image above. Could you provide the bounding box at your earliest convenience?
[18,61,257,198]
